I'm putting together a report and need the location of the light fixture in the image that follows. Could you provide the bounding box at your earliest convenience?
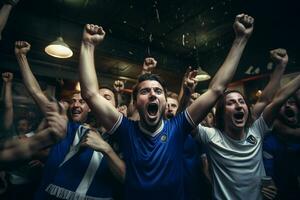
[195,67,211,81]
[45,37,73,58]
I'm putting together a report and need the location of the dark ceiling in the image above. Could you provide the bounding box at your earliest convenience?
[0,0,299,93]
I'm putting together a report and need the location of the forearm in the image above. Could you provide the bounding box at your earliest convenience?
[0,128,54,162]
[273,75,300,105]
[261,63,286,102]
[79,43,100,99]
[3,82,13,130]
[16,54,49,114]
[177,87,191,113]
[252,64,286,119]
[264,75,300,125]
[209,37,248,92]
[0,4,13,34]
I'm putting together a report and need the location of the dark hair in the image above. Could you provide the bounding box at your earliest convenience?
[167,91,179,101]
[215,90,252,131]
[100,85,117,106]
[132,73,167,102]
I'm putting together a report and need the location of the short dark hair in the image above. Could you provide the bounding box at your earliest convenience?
[100,85,117,106]
[215,90,252,131]
[132,73,167,102]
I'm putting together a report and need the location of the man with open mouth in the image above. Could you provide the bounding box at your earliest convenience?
[263,96,300,199]
[194,74,300,200]
[79,13,254,200]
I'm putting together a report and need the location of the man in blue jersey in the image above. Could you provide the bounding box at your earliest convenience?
[79,13,254,199]
[263,96,300,200]
[9,41,125,199]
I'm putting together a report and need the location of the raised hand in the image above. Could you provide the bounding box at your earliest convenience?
[82,24,105,46]
[2,72,13,83]
[45,101,68,141]
[142,57,157,73]
[233,14,254,39]
[183,66,198,93]
[80,129,111,153]
[270,48,288,66]
[15,41,31,55]
[113,80,125,93]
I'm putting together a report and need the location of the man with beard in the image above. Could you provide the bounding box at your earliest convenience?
[14,41,125,200]
[79,13,254,199]
[194,68,300,200]
[263,96,300,200]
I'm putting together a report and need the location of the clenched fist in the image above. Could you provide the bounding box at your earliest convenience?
[82,24,105,46]
[233,14,254,39]
[270,48,288,66]
[15,41,31,55]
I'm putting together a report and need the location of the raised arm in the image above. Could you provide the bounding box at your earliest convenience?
[2,72,13,130]
[80,129,126,182]
[14,41,50,115]
[0,102,68,162]
[252,49,288,119]
[263,75,300,127]
[0,1,16,40]
[79,24,120,131]
[177,66,198,113]
[188,14,254,125]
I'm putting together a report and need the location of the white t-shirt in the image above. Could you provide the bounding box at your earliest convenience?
[195,116,271,200]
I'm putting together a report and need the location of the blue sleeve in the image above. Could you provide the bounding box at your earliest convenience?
[263,134,277,177]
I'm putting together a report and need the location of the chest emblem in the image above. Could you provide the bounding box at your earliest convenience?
[160,134,167,142]
[246,135,257,145]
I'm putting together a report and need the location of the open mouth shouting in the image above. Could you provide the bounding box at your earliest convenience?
[285,108,295,118]
[147,102,159,120]
[233,111,245,124]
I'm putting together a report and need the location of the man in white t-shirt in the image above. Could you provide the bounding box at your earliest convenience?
[195,73,300,200]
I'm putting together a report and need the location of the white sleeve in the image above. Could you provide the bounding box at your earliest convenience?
[195,124,218,144]
[107,114,123,135]
[251,115,272,137]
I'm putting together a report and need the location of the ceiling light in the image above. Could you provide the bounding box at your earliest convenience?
[195,67,211,81]
[45,37,73,58]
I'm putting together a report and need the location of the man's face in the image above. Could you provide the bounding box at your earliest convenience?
[135,80,166,128]
[99,88,116,107]
[165,97,179,119]
[279,97,299,125]
[68,93,90,123]
[224,92,249,131]
[17,119,30,135]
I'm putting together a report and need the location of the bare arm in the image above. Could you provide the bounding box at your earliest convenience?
[80,129,125,182]
[0,103,67,162]
[252,49,288,119]
[263,75,300,127]
[79,24,120,131]
[2,72,13,130]
[177,67,198,113]
[188,14,254,125]
[0,3,13,40]
[14,41,50,116]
